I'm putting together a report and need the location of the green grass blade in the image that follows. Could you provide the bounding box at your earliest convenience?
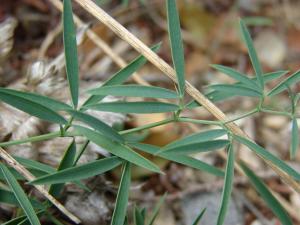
[167,0,185,98]
[240,19,264,90]
[2,210,44,225]
[63,0,79,108]
[209,84,262,97]
[263,70,289,82]
[192,208,206,225]
[166,129,227,148]
[68,110,124,143]
[83,44,160,107]
[234,135,300,180]
[268,70,300,96]
[161,140,230,155]
[217,145,235,225]
[30,156,123,185]
[240,162,293,225]
[0,88,72,111]
[210,64,259,91]
[87,85,178,99]
[74,126,161,173]
[85,101,179,114]
[131,143,224,177]
[0,163,41,225]
[290,118,299,159]
[111,162,131,225]
[147,193,167,225]
[49,139,76,197]
[0,91,66,124]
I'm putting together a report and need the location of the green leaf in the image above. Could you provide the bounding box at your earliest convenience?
[240,162,293,225]
[167,0,185,98]
[210,64,259,91]
[290,118,299,159]
[83,44,161,107]
[63,0,79,108]
[0,88,72,111]
[30,156,123,185]
[217,145,235,225]
[14,156,56,174]
[49,139,77,197]
[131,143,224,177]
[263,70,289,82]
[0,188,43,209]
[268,70,300,96]
[67,110,124,143]
[111,162,131,225]
[234,135,300,181]
[209,84,262,97]
[74,125,161,173]
[243,16,273,26]
[147,193,167,225]
[166,129,227,148]
[0,163,41,225]
[192,208,206,225]
[161,140,230,155]
[0,90,67,124]
[88,85,178,99]
[2,210,44,225]
[134,206,145,225]
[240,19,264,90]
[85,101,179,114]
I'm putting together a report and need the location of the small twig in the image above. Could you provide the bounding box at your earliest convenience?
[0,147,81,224]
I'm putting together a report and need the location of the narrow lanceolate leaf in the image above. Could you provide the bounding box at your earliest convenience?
[74,126,161,173]
[209,84,262,97]
[161,140,230,155]
[131,143,224,177]
[263,70,289,82]
[290,118,299,159]
[192,208,206,225]
[240,19,264,89]
[134,206,145,225]
[234,135,300,181]
[0,90,66,124]
[0,188,43,209]
[217,145,235,225]
[30,156,123,185]
[147,193,167,225]
[0,163,40,225]
[85,101,179,114]
[240,162,293,225]
[67,110,124,143]
[167,0,185,98]
[49,139,76,197]
[83,44,161,107]
[111,162,131,225]
[0,88,72,111]
[210,65,259,91]
[14,156,56,173]
[63,0,79,108]
[87,85,178,99]
[268,70,300,96]
[166,129,227,148]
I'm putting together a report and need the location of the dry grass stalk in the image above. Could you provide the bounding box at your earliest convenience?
[0,147,81,224]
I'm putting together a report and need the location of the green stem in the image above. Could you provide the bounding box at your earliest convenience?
[120,118,174,135]
[177,117,221,126]
[260,108,291,117]
[0,131,61,147]
[222,108,258,125]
